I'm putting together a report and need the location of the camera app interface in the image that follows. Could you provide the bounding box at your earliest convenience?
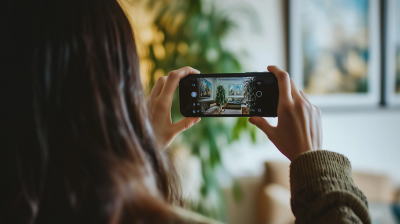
[180,74,278,117]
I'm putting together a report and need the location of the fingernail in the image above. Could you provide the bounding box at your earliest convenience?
[193,69,201,74]
[194,118,201,124]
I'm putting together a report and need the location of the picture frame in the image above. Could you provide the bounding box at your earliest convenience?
[235,84,243,96]
[228,85,235,96]
[288,0,381,107]
[384,0,400,105]
[199,78,212,98]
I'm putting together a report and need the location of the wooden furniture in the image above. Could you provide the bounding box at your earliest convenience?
[241,104,248,114]
[226,104,241,109]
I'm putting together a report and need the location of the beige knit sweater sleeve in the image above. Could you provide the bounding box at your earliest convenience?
[289,150,371,224]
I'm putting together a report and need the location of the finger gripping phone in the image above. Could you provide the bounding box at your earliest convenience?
[179,72,279,117]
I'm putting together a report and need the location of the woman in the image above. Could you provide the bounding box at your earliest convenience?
[0,0,371,223]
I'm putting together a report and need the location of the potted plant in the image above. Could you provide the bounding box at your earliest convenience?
[215,85,226,113]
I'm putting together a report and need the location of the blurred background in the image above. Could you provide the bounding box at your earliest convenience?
[301,0,369,94]
[121,0,400,223]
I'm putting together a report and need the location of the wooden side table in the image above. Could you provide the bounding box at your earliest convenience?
[241,104,247,114]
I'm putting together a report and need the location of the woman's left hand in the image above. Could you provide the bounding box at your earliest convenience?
[147,66,201,151]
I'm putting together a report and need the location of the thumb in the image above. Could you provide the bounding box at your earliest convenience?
[249,117,275,138]
[173,117,201,134]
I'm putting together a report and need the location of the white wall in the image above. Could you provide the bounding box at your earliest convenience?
[214,0,287,71]
[321,107,400,184]
[221,108,400,184]
[218,78,247,99]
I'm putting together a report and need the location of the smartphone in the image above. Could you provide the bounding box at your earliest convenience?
[179,72,279,117]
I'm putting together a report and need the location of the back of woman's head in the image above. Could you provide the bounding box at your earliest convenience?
[0,0,183,223]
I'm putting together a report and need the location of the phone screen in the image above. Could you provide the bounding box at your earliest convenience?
[179,72,279,117]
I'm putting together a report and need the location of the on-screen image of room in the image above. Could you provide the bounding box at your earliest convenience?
[197,77,256,115]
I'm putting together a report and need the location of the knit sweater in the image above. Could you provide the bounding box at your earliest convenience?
[290,150,371,224]
[175,150,371,224]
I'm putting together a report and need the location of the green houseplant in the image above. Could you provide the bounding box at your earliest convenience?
[215,85,226,113]
[243,77,257,110]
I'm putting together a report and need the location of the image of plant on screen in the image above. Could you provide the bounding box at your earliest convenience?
[215,85,226,107]
[243,77,256,109]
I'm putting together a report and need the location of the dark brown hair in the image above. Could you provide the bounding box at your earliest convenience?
[0,0,184,223]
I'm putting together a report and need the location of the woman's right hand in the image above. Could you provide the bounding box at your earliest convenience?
[147,67,201,151]
[248,66,323,161]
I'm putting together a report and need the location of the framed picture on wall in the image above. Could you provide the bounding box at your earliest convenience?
[199,78,212,98]
[384,0,400,105]
[235,85,243,96]
[228,85,235,96]
[288,0,381,107]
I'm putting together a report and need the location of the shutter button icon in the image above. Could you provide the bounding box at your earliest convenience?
[256,91,262,97]
[191,92,197,97]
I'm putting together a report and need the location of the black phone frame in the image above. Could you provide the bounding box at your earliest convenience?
[178,72,279,117]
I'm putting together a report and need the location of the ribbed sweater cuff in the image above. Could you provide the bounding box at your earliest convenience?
[290,150,353,196]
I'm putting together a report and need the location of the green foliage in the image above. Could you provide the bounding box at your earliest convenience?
[215,85,226,106]
[232,117,257,143]
[232,180,244,202]
[243,77,257,109]
[141,0,260,221]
